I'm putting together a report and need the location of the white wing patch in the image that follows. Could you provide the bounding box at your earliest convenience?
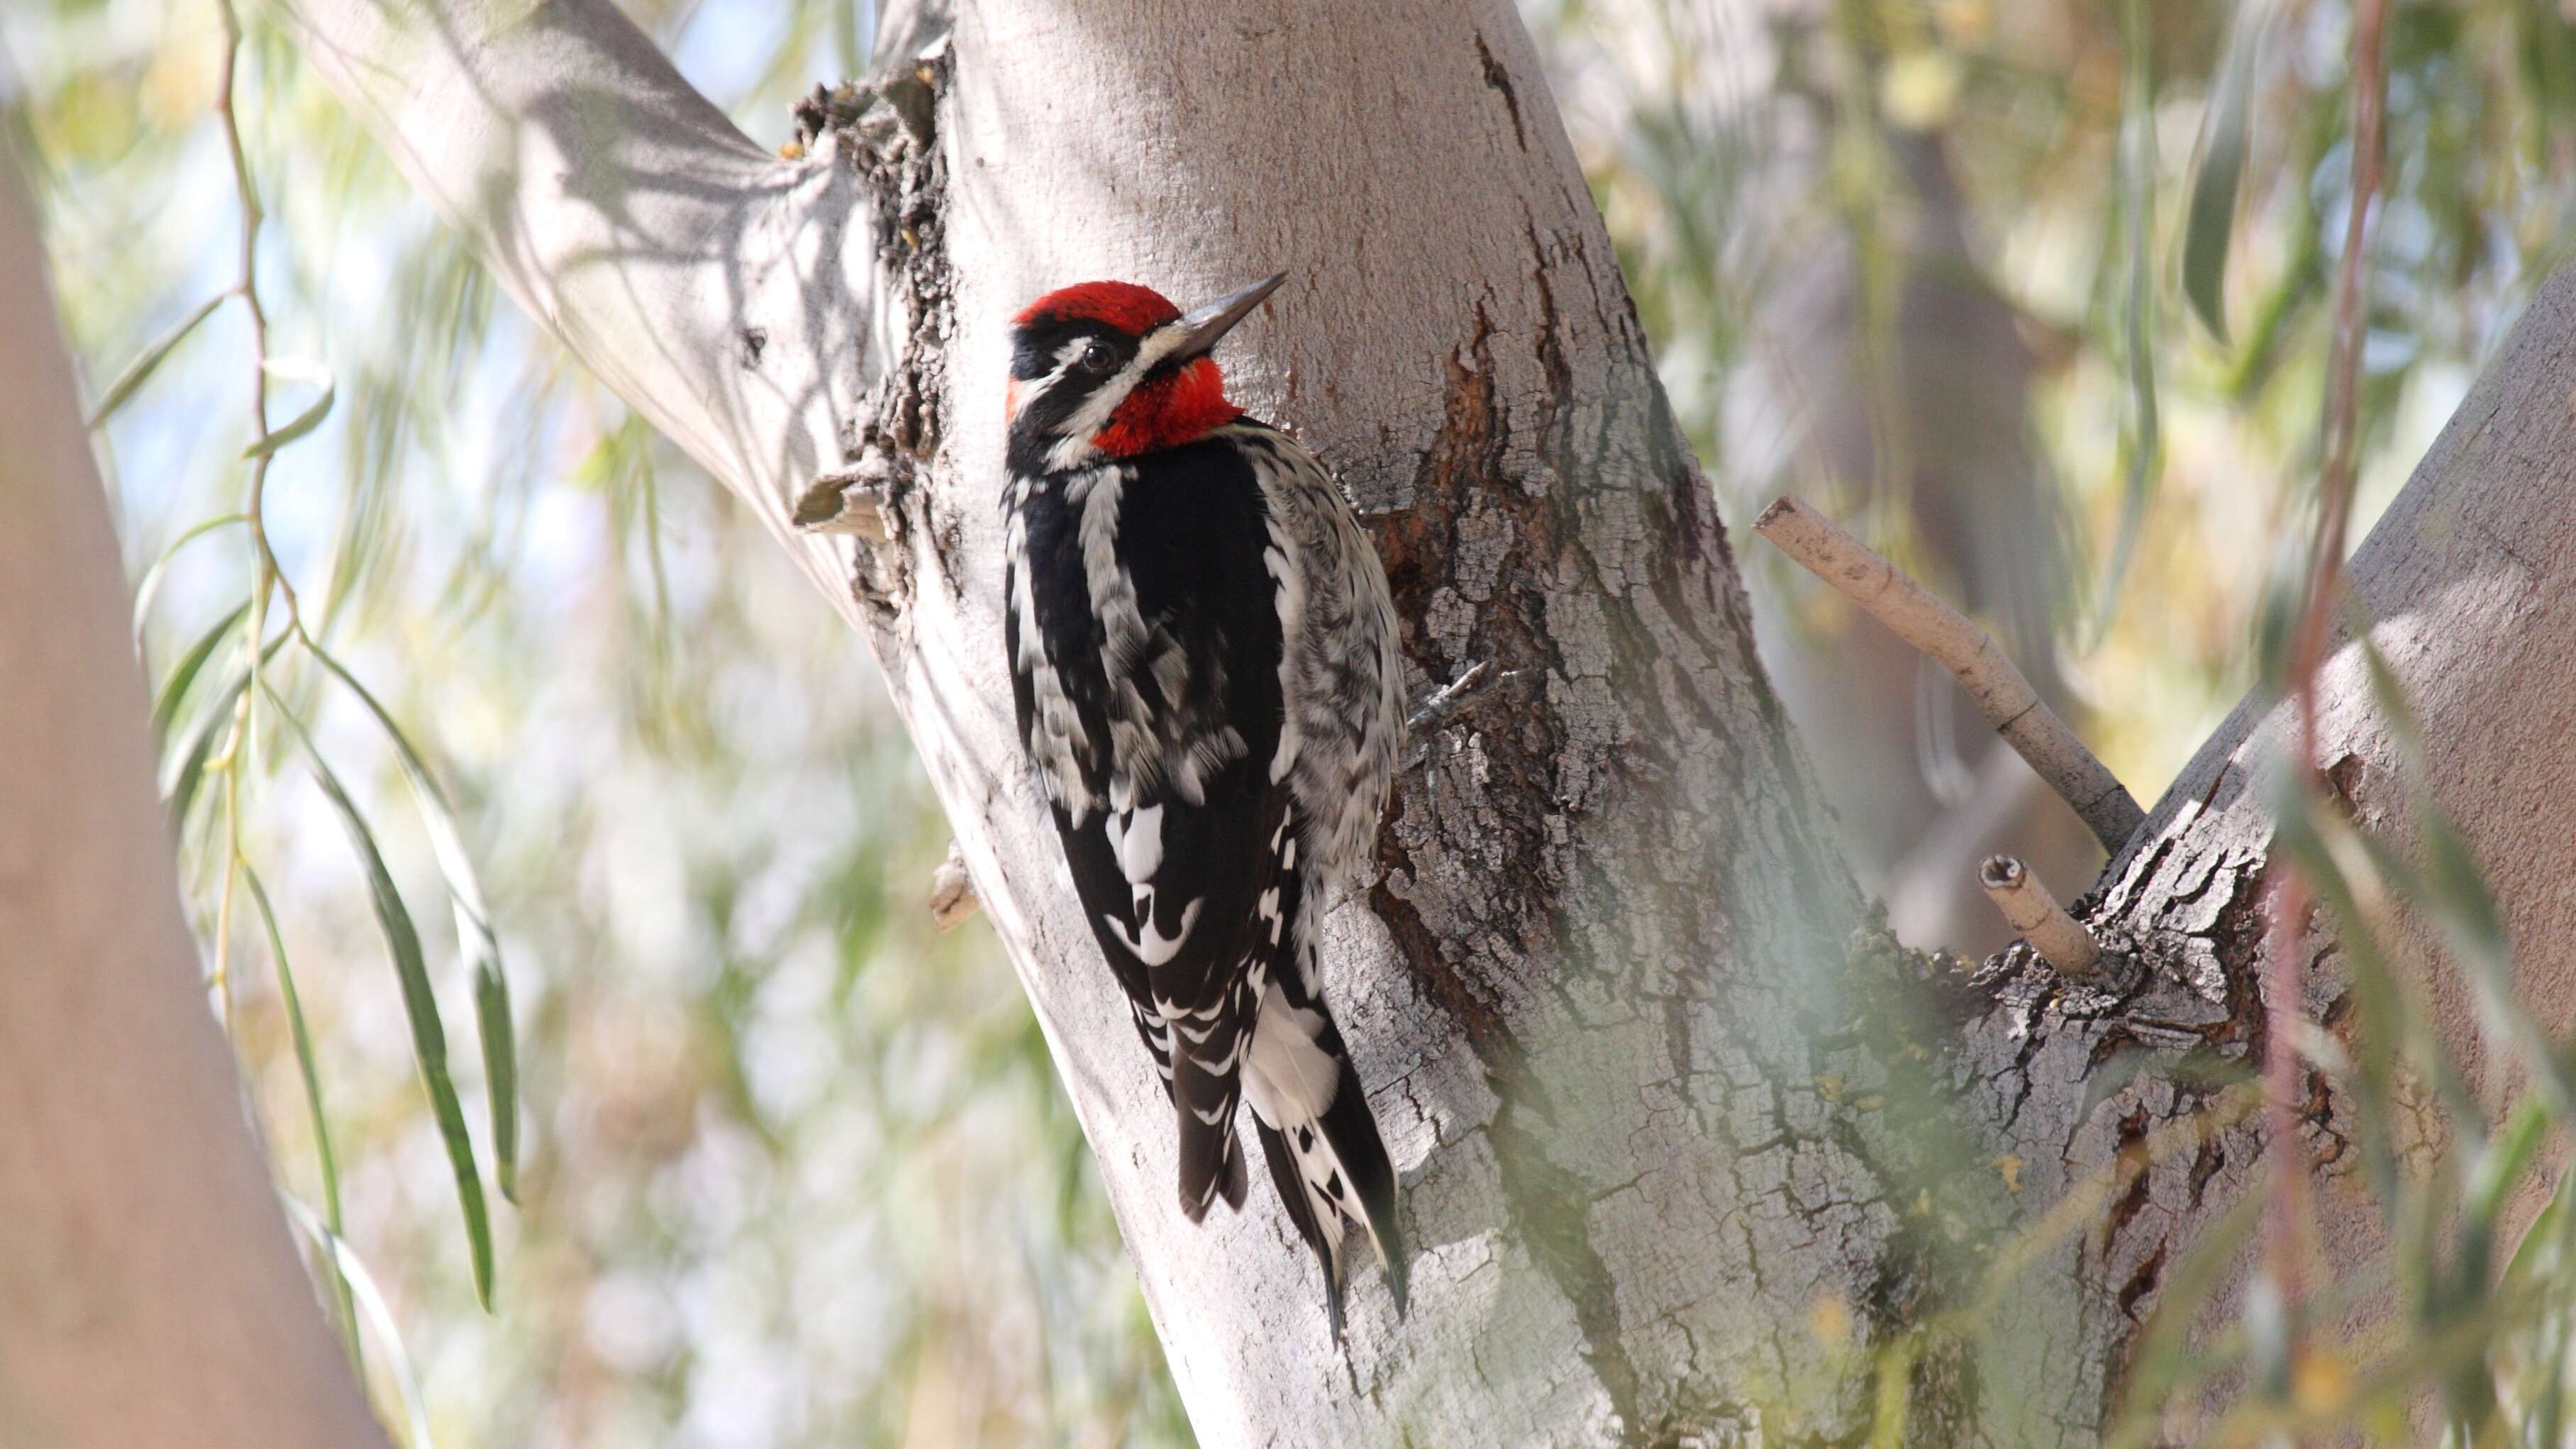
[1106,801,1165,894]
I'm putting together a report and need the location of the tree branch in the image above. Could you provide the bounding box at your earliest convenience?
[0,150,387,1449]
[1754,495,2145,850]
[262,0,888,614]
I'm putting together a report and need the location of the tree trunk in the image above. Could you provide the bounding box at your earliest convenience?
[255,0,2576,1442]
[0,154,389,1449]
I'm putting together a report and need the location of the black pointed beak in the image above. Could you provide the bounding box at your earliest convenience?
[1169,272,1287,361]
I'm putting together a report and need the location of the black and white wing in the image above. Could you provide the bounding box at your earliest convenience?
[1004,438,1287,1220]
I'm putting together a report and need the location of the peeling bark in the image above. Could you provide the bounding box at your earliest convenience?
[260,0,2576,1443]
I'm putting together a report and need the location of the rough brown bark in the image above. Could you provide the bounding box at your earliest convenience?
[239,0,2576,1442]
[0,155,388,1449]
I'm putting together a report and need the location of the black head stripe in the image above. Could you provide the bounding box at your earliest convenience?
[1010,318,1133,381]
[1008,318,1157,468]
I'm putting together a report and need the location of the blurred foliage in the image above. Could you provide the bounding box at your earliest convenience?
[1542,0,2576,804]
[13,0,2576,1440]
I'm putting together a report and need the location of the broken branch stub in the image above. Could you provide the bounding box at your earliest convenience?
[1977,854,2101,975]
[928,840,979,931]
[792,460,894,542]
[1753,496,2146,852]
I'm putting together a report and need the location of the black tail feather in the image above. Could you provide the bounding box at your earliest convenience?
[1253,1050,1406,1337]
[1172,1047,1247,1221]
[1253,1118,1343,1333]
[1318,1054,1406,1316]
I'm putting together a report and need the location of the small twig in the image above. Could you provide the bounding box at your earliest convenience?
[1753,496,2145,853]
[1406,660,1498,734]
[928,840,979,930]
[2262,0,2389,1345]
[1977,855,2100,977]
[1400,661,1526,774]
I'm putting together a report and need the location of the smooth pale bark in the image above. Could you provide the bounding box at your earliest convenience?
[0,160,388,1449]
[258,0,2576,1443]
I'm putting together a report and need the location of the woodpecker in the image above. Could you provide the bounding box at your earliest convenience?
[1001,272,1407,1328]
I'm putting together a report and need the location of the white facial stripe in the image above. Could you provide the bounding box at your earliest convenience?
[1045,323,1194,471]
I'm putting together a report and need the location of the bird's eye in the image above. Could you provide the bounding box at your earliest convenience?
[1079,340,1116,374]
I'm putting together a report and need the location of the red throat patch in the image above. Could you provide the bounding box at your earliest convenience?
[1092,357,1243,457]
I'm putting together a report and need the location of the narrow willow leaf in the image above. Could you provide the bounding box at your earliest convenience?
[2358,640,2428,775]
[2501,1160,2576,1292]
[162,633,290,829]
[2355,645,2576,1113]
[149,601,249,745]
[86,291,228,428]
[2420,814,2576,1116]
[307,644,518,1201]
[2182,0,2272,342]
[2092,0,2163,640]
[241,865,362,1376]
[240,356,336,460]
[2241,1270,2292,1401]
[165,672,246,831]
[275,699,496,1309]
[2271,787,2405,1209]
[130,513,248,653]
[282,1198,438,1449]
[476,969,518,1202]
[2465,1099,2548,1234]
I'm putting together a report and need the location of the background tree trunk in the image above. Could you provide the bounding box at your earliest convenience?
[0,153,388,1449]
[243,0,2576,1442]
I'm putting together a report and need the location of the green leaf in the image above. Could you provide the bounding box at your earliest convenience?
[2502,1157,2576,1293]
[306,644,518,1202]
[161,633,291,830]
[2465,1099,2548,1235]
[274,695,496,1310]
[2241,1269,2293,1402]
[130,513,249,654]
[165,674,245,831]
[2182,0,2272,342]
[241,865,362,1377]
[2419,812,2576,1116]
[240,357,335,460]
[2358,640,2428,776]
[2092,0,2164,642]
[149,601,249,746]
[86,291,229,428]
[282,1198,438,1449]
[2358,645,2576,1115]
